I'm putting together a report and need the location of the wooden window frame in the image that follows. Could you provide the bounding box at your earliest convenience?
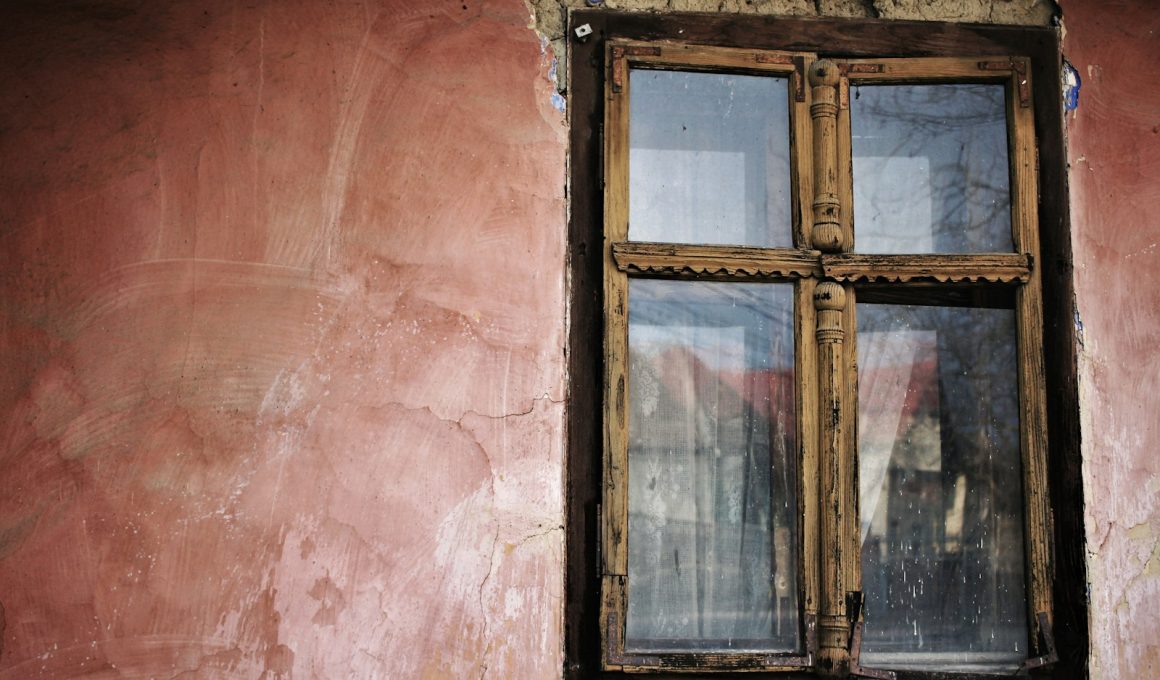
[566,12,1087,680]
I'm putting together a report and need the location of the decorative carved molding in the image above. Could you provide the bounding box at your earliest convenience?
[612,242,822,279]
[809,60,843,253]
[813,279,849,677]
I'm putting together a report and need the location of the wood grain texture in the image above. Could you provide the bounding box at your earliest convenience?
[1009,63,1055,651]
[809,60,843,253]
[601,41,631,587]
[813,281,850,676]
[821,253,1031,283]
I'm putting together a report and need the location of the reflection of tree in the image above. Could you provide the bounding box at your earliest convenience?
[859,303,1026,668]
[851,85,1011,253]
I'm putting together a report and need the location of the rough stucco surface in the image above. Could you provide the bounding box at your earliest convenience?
[0,0,566,677]
[1064,1,1160,677]
[529,0,1055,86]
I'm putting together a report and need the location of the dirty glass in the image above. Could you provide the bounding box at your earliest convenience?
[626,279,798,653]
[629,70,792,248]
[857,303,1027,672]
[851,84,1013,253]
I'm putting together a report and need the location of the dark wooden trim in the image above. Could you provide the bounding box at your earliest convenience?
[565,11,1085,679]
[564,12,606,678]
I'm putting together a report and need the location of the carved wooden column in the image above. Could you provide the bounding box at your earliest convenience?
[808,56,852,677]
[809,60,842,253]
[814,280,850,677]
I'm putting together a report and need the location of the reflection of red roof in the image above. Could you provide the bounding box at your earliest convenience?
[644,346,795,428]
[642,343,940,441]
[859,348,939,441]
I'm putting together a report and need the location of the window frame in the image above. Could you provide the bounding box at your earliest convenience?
[565,12,1087,680]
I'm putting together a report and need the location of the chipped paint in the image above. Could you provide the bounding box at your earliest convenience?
[1063,60,1082,111]
[1064,0,1160,676]
[0,0,565,676]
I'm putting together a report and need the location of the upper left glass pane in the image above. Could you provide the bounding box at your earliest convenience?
[629,69,792,248]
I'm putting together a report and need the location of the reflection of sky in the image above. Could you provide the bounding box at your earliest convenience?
[851,84,1011,254]
[629,279,795,370]
[629,69,792,248]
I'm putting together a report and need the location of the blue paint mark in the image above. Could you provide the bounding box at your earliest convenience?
[1062,61,1081,112]
[547,57,566,112]
[1074,306,1085,351]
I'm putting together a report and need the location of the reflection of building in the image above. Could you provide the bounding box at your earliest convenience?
[858,326,1027,668]
[626,344,798,651]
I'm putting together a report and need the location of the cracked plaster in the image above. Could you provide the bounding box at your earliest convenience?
[0,0,566,677]
[1063,0,1160,676]
[0,0,1156,678]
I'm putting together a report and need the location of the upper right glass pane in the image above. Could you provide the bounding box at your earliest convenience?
[851,84,1013,253]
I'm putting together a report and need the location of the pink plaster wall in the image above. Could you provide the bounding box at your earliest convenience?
[0,0,566,677]
[1064,1,1160,677]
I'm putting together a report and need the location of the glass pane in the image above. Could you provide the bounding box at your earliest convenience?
[626,280,798,653]
[629,69,792,248]
[857,303,1027,672]
[852,84,1013,253]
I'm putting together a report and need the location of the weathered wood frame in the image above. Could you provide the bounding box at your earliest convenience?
[601,41,818,672]
[567,12,1085,680]
[835,57,1055,677]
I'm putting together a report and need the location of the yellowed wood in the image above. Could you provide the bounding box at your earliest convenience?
[600,40,631,673]
[608,39,803,79]
[814,280,849,677]
[793,57,816,248]
[841,285,860,611]
[836,78,854,252]
[612,242,822,279]
[797,279,820,624]
[602,41,630,584]
[1008,58,1037,258]
[600,574,627,670]
[821,253,1031,283]
[809,61,843,252]
[1008,59,1054,647]
[840,56,1020,82]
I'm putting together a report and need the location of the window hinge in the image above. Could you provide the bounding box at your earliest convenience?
[979,59,1031,107]
[837,62,884,109]
[756,54,807,102]
[846,592,897,680]
[610,45,662,94]
[604,598,661,668]
[1020,612,1059,672]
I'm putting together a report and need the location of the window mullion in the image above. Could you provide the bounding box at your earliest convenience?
[807,59,860,677]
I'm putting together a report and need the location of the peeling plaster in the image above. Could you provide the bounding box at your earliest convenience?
[1064,0,1160,674]
[526,0,1058,90]
[0,0,567,676]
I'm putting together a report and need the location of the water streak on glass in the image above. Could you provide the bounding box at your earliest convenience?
[629,70,792,248]
[857,303,1027,672]
[626,280,798,653]
[851,84,1013,253]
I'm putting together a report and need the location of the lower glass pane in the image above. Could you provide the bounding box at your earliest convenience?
[625,279,798,653]
[857,303,1027,672]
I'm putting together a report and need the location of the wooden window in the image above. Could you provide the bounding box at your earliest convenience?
[567,14,1086,680]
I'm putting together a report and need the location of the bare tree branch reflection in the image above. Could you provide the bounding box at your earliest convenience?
[851,85,1012,254]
